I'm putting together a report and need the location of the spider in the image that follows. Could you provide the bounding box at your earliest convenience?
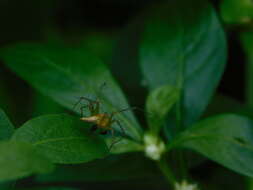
[73,94,135,150]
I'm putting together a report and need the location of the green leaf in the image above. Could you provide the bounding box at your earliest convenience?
[0,141,54,182]
[220,0,253,24]
[146,85,180,133]
[12,114,108,164]
[36,153,160,182]
[32,92,64,117]
[169,114,253,177]
[0,43,142,141]
[0,108,15,140]
[107,138,143,154]
[137,0,226,129]
[0,108,15,190]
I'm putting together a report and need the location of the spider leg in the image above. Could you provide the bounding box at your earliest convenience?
[73,96,100,115]
[73,96,98,110]
[112,107,153,117]
[73,97,83,110]
[108,119,125,151]
[112,107,137,116]
[79,96,97,103]
[80,105,89,117]
[115,119,126,137]
[108,128,117,151]
[94,82,107,111]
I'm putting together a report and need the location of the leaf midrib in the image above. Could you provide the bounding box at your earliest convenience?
[170,133,253,152]
[33,136,87,146]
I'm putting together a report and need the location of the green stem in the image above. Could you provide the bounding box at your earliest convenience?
[178,151,187,179]
[175,57,183,132]
[176,100,182,131]
[175,95,187,179]
[175,59,188,180]
[157,157,177,187]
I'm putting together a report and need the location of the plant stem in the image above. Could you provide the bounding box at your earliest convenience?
[157,157,177,187]
[175,96,188,179]
[178,151,187,179]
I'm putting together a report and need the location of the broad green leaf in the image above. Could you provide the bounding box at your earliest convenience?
[221,0,253,24]
[0,108,14,140]
[146,85,180,133]
[0,141,54,182]
[0,43,142,141]
[136,0,226,130]
[169,114,253,177]
[36,153,160,182]
[12,114,108,164]
[32,92,64,117]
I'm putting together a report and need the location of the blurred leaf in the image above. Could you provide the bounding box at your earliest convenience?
[0,141,54,182]
[146,85,179,133]
[12,114,108,164]
[136,0,226,132]
[0,43,142,141]
[36,153,160,182]
[169,114,253,177]
[79,33,115,62]
[0,108,14,140]
[0,96,17,189]
[220,0,253,24]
